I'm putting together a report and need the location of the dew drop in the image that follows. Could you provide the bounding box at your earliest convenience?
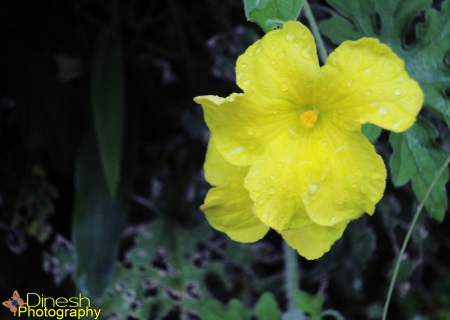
[248,127,255,135]
[262,179,267,185]
[277,163,283,168]
[301,46,312,60]
[280,83,289,91]
[271,60,276,65]
[294,43,299,48]
[252,191,260,198]
[308,184,317,194]
[304,173,311,182]
[365,90,372,96]
[237,72,244,79]
[241,63,247,68]
[273,208,279,214]
[352,183,357,188]
[322,138,328,146]
[302,195,310,204]
[258,199,266,205]
[249,52,254,57]
[394,88,402,95]
[347,79,354,87]
[243,79,252,86]
[256,47,263,53]
[268,187,276,195]
[271,46,277,50]
[270,174,275,180]
[286,33,296,42]
[371,172,382,180]
[370,196,377,202]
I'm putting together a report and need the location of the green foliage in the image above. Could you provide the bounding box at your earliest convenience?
[362,123,382,142]
[73,128,132,298]
[254,292,282,320]
[91,26,125,198]
[294,290,323,320]
[389,117,449,221]
[319,0,450,126]
[199,299,250,320]
[243,0,303,32]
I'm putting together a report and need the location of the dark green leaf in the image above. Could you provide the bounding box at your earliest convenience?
[362,123,383,142]
[244,0,303,32]
[73,126,132,298]
[389,117,449,221]
[319,0,450,126]
[254,292,282,320]
[347,218,377,269]
[91,26,125,198]
[199,299,250,320]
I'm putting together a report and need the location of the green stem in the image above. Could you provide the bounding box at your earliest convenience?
[382,154,450,320]
[283,241,306,320]
[303,0,328,64]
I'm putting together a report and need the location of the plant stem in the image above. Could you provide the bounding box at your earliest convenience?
[283,241,306,320]
[303,0,328,64]
[382,154,450,320]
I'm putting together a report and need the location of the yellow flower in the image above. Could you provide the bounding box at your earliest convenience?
[194,21,423,259]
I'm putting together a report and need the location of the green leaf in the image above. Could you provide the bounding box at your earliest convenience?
[243,0,303,32]
[199,299,250,320]
[73,126,132,298]
[91,26,125,198]
[389,117,449,221]
[294,290,324,320]
[254,292,282,320]
[319,0,450,126]
[347,218,377,269]
[362,123,383,142]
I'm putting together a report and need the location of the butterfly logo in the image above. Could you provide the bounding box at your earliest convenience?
[2,290,27,316]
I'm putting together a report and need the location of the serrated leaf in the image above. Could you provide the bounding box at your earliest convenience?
[362,123,383,142]
[389,117,449,221]
[319,0,450,125]
[91,26,125,198]
[254,292,282,320]
[244,0,303,32]
[294,290,323,320]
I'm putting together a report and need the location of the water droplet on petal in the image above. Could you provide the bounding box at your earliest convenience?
[280,83,288,91]
[258,199,266,205]
[249,52,254,57]
[304,173,311,182]
[286,33,296,42]
[301,46,312,60]
[248,127,255,135]
[394,88,402,95]
[270,174,275,180]
[241,63,247,68]
[365,90,372,95]
[256,47,263,53]
[268,187,276,195]
[252,192,260,198]
[273,208,279,214]
[352,183,357,188]
[262,179,267,185]
[243,79,251,86]
[347,79,354,87]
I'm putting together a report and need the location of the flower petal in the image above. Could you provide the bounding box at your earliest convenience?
[281,221,347,260]
[195,93,297,166]
[201,185,269,243]
[204,139,247,187]
[313,38,423,132]
[236,21,320,103]
[244,132,316,233]
[202,140,269,243]
[302,122,386,226]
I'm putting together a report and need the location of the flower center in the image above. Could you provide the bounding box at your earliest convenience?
[300,110,318,128]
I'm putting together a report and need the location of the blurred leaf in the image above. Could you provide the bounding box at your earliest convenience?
[244,0,303,32]
[91,26,125,198]
[347,219,376,269]
[43,234,76,286]
[362,123,382,142]
[199,299,250,320]
[389,117,449,221]
[55,53,84,82]
[73,126,132,298]
[319,0,450,126]
[99,220,218,319]
[254,292,282,320]
[294,290,323,320]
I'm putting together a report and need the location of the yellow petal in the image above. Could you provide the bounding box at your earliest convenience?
[244,132,315,233]
[195,93,297,167]
[236,21,320,102]
[202,140,269,242]
[313,38,423,133]
[204,139,247,187]
[282,221,348,260]
[201,187,269,243]
[301,120,386,226]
